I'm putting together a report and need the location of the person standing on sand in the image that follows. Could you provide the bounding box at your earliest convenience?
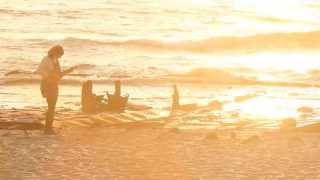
[36,45,76,134]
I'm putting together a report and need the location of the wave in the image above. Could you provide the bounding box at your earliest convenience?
[167,68,253,84]
[2,68,319,88]
[32,30,320,53]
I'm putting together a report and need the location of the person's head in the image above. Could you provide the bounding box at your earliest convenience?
[48,45,64,59]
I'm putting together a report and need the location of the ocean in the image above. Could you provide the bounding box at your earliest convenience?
[1,0,320,128]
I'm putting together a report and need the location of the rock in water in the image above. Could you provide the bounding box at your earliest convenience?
[208,100,223,110]
[280,118,296,132]
[297,106,313,114]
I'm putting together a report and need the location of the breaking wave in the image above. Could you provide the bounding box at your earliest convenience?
[1,68,317,88]
[33,30,320,53]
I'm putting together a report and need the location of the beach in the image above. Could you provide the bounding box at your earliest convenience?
[1,83,320,180]
[1,107,320,180]
[2,0,320,179]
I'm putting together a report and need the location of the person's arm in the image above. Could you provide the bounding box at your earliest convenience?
[46,65,78,83]
[61,65,78,77]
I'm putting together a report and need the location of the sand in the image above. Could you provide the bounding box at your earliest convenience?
[1,108,320,180]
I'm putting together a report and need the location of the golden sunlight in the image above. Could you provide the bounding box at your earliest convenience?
[1,0,320,179]
[240,97,299,119]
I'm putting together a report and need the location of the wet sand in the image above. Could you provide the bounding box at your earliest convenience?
[1,109,320,180]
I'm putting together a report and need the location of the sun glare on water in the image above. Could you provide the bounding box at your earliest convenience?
[239,97,299,120]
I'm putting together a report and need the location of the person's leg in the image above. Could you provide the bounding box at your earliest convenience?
[45,86,58,134]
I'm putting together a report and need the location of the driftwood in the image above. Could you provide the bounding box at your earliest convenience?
[172,85,180,110]
[0,109,44,131]
[81,80,129,113]
[0,121,44,130]
[171,85,198,115]
[107,80,128,112]
[82,80,94,113]
[81,80,104,113]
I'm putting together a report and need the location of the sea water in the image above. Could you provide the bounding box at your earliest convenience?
[1,0,320,128]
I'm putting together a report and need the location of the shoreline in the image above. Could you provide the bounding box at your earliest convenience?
[2,76,320,88]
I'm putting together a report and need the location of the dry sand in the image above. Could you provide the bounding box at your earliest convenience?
[1,108,320,180]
